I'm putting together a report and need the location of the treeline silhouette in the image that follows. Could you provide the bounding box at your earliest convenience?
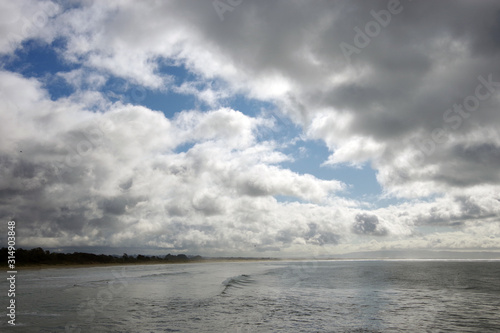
[1,247,203,266]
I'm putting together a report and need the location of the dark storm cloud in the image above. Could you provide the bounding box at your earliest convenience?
[167,0,500,192]
[352,213,387,236]
[414,142,500,188]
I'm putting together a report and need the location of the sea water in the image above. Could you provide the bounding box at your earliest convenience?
[1,260,500,332]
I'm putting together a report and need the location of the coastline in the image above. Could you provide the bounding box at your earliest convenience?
[13,257,281,270]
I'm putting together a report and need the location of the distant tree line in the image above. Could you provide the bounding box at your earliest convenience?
[1,247,203,266]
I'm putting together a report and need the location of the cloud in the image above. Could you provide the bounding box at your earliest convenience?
[0,0,59,53]
[58,68,108,91]
[19,0,498,197]
[0,70,350,254]
[352,213,387,236]
[1,0,500,255]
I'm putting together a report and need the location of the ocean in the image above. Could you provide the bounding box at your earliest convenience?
[2,260,500,332]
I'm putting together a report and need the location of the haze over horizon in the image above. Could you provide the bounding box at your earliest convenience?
[1,0,500,258]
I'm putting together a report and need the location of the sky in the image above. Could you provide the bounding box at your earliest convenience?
[1,0,500,258]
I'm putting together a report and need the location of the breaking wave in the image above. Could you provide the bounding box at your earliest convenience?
[221,274,255,294]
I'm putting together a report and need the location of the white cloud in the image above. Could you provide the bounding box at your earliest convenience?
[1,0,500,256]
[58,68,108,90]
[0,71,352,254]
[0,0,59,53]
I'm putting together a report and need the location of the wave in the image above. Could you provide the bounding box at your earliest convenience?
[70,271,187,288]
[221,274,255,294]
[20,311,62,317]
[140,271,190,278]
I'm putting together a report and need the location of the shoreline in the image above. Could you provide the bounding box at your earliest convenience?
[11,257,500,270]
[13,258,282,270]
